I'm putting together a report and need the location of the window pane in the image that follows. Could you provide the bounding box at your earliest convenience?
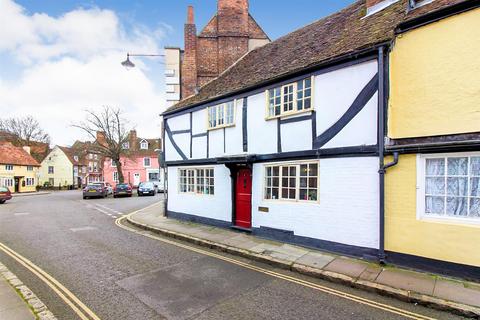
[446,177,468,196]
[469,198,480,217]
[300,177,307,188]
[470,177,480,197]
[300,164,307,176]
[425,196,444,214]
[446,197,468,216]
[447,157,468,176]
[289,166,296,176]
[426,158,445,175]
[272,188,279,199]
[289,178,296,187]
[282,188,288,199]
[289,189,296,199]
[299,189,307,200]
[272,177,279,187]
[282,177,288,187]
[282,167,288,176]
[273,166,279,176]
[309,177,317,188]
[309,164,318,176]
[471,157,480,176]
[265,188,271,199]
[309,189,317,201]
[425,177,445,195]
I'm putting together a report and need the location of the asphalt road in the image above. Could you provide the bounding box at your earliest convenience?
[0,191,467,320]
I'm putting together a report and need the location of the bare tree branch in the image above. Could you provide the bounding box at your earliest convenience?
[72,106,132,183]
[0,116,50,145]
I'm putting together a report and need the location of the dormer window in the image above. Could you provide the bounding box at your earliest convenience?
[122,142,130,150]
[409,0,435,9]
[74,155,79,162]
[140,140,149,150]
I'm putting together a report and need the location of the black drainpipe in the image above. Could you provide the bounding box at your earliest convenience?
[378,46,399,264]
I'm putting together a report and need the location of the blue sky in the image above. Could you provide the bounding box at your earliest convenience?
[1,0,355,145]
[16,0,355,46]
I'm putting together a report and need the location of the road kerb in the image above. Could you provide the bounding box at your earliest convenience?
[125,213,480,318]
[0,261,57,320]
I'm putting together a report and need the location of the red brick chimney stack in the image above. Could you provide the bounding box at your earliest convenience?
[217,0,249,73]
[181,5,198,98]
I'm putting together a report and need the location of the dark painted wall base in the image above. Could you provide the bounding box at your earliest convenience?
[386,251,480,282]
[166,211,232,229]
[167,210,378,261]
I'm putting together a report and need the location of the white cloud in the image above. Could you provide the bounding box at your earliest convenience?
[0,0,168,145]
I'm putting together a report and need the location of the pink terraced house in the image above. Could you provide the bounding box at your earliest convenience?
[103,130,162,187]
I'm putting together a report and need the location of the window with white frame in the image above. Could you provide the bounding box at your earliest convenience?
[26,178,35,186]
[27,166,33,171]
[5,165,13,171]
[207,101,235,129]
[113,172,119,183]
[179,168,214,195]
[264,162,318,202]
[48,166,54,174]
[267,77,313,118]
[74,156,79,162]
[420,154,480,220]
[1,178,14,188]
[122,142,130,150]
[196,168,214,195]
[111,159,117,167]
[143,157,151,167]
[140,140,149,150]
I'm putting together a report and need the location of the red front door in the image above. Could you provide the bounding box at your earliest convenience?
[235,168,252,228]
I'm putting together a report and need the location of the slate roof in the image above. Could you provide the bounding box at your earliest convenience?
[0,142,40,166]
[165,0,466,114]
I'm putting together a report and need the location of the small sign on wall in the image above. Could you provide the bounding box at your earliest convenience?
[258,206,269,213]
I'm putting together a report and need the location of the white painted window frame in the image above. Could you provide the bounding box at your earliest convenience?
[265,76,314,120]
[207,100,236,130]
[143,157,151,167]
[178,167,215,196]
[5,165,13,171]
[113,171,119,183]
[416,152,480,226]
[263,160,320,204]
[111,159,117,167]
[140,140,149,150]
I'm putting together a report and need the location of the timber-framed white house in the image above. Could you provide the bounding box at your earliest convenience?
[161,0,467,260]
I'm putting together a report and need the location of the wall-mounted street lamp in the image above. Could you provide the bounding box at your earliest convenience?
[120,53,165,70]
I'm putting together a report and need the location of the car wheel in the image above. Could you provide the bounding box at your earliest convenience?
[0,199,5,204]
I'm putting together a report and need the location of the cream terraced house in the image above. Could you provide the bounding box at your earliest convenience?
[0,142,40,193]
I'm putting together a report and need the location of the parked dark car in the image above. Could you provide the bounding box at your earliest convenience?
[83,184,108,199]
[0,187,12,204]
[137,182,156,196]
[113,183,133,198]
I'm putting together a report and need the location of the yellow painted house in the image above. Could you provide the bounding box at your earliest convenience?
[385,1,480,277]
[0,142,40,193]
[39,146,75,188]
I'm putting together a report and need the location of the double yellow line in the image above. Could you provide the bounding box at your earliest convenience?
[116,213,437,320]
[0,242,101,320]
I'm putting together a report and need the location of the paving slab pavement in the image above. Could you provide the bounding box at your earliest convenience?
[0,272,35,320]
[126,201,480,317]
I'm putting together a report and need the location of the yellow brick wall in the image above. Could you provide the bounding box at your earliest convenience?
[385,154,480,267]
[388,8,480,138]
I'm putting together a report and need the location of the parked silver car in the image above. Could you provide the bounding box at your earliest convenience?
[83,184,108,199]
